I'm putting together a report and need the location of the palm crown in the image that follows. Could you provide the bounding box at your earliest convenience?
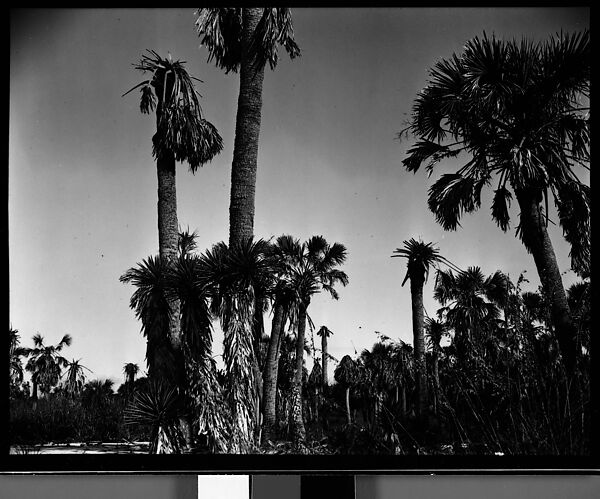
[392,238,456,286]
[401,30,590,275]
[24,333,72,394]
[123,50,223,171]
[195,8,301,73]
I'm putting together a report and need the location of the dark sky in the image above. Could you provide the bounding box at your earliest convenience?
[9,8,590,384]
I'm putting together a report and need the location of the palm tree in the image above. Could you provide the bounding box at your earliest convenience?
[195,8,300,246]
[359,342,396,429]
[392,239,452,417]
[199,237,273,452]
[9,327,27,393]
[401,31,590,374]
[306,360,322,424]
[123,50,223,386]
[62,359,92,396]
[169,251,229,452]
[334,355,359,425]
[261,235,301,443]
[178,227,199,257]
[288,236,348,445]
[316,326,334,389]
[123,363,140,387]
[120,256,177,385]
[122,250,229,452]
[434,266,505,363]
[24,333,72,399]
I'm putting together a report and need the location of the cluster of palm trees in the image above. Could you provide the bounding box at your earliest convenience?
[9,327,142,402]
[115,14,589,454]
[120,231,348,452]
[9,329,151,445]
[329,260,590,454]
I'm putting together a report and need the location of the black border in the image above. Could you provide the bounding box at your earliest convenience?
[1,454,599,474]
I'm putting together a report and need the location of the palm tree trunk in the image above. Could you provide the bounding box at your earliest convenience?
[32,378,38,401]
[410,276,428,417]
[290,304,307,444]
[156,151,183,383]
[401,385,407,417]
[321,334,328,389]
[252,292,266,438]
[345,387,352,424]
[515,188,577,375]
[157,148,188,450]
[228,8,266,247]
[432,352,440,415]
[262,302,285,442]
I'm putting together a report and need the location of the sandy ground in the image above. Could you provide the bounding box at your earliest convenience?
[10,442,150,454]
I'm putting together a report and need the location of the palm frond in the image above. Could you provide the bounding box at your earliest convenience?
[554,180,590,276]
[428,172,487,231]
[491,186,513,231]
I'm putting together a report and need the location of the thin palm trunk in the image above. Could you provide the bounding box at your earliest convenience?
[262,302,286,442]
[252,292,266,436]
[321,334,328,389]
[228,8,266,246]
[516,189,577,375]
[345,387,352,424]
[410,276,428,417]
[290,304,307,444]
[432,351,440,415]
[401,385,407,417]
[31,378,38,401]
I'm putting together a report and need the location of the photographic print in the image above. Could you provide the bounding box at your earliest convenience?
[7,7,592,472]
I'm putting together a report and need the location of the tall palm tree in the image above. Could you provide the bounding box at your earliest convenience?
[63,359,92,396]
[392,239,452,417]
[316,325,334,389]
[123,50,223,386]
[288,236,348,445]
[195,8,301,246]
[24,333,72,399]
[401,31,590,374]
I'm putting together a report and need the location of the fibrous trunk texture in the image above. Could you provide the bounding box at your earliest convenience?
[516,188,577,375]
[156,151,184,387]
[410,275,428,417]
[321,334,328,389]
[262,302,286,443]
[228,8,266,247]
[290,305,307,445]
